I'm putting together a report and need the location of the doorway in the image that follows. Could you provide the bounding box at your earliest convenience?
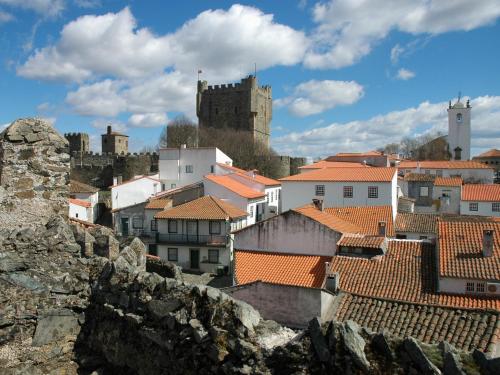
[190,248,200,269]
[121,217,129,237]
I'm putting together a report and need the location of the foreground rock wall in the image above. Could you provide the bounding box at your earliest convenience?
[0,118,69,230]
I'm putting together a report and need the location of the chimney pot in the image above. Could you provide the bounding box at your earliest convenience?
[483,229,494,257]
[378,221,387,237]
[107,125,112,135]
[312,198,324,211]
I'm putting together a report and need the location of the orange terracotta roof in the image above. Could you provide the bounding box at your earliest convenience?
[280,167,396,182]
[155,195,247,220]
[434,176,463,186]
[398,160,492,169]
[395,213,437,234]
[324,206,395,237]
[334,151,383,157]
[145,199,172,210]
[299,161,370,169]
[475,149,500,158]
[293,205,362,234]
[204,174,265,199]
[329,240,500,311]
[235,172,281,186]
[462,184,500,201]
[438,217,500,281]
[234,250,331,288]
[69,198,91,208]
[70,180,99,194]
[337,235,385,249]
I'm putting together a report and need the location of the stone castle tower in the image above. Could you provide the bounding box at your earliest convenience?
[102,125,129,154]
[196,75,272,147]
[65,132,89,153]
[447,98,471,160]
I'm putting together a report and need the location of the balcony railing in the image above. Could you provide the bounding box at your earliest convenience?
[156,233,228,246]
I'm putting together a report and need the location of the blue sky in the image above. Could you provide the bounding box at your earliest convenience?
[1,0,500,157]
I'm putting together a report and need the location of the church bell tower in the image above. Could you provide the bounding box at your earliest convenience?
[447,97,471,160]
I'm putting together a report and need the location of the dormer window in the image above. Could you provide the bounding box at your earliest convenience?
[456,113,463,123]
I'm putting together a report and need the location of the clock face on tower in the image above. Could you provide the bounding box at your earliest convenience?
[456,113,463,123]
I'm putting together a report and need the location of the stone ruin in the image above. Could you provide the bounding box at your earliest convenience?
[1,118,500,374]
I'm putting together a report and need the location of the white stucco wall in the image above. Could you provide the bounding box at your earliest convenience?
[281,180,395,212]
[433,186,460,214]
[439,277,500,296]
[234,211,340,256]
[73,191,99,222]
[159,147,232,189]
[111,176,160,210]
[157,244,230,273]
[401,167,493,183]
[460,201,500,217]
[448,106,471,161]
[69,202,90,222]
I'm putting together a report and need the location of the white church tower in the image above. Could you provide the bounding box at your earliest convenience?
[447,97,471,160]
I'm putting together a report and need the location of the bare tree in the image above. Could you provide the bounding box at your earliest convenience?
[159,115,198,148]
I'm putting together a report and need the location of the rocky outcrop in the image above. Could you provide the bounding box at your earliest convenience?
[0,118,69,230]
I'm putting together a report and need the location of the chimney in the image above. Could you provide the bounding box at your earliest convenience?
[107,125,112,135]
[483,229,494,257]
[312,198,324,211]
[116,175,123,185]
[416,161,421,173]
[324,262,339,292]
[378,221,387,237]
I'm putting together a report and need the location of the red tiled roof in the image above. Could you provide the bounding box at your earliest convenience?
[395,213,437,234]
[216,163,247,174]
[204,174,265,199]
[155,195,247,220]
[111,175,160,188]
[69,198,91,208]
[438,217,500,281]
[294,205,362,234]
[235,172,281,186]
[329,240,500,311]
[475,149,500,158]
[434,177,463,187]
[462,184,500,202]
[234,250,331,288]
[299,161,370,169]
[398,160,492,169]
[145,199,172,210]
[324,206,395,237]
[337,235,385,248]
[280,167,396,182]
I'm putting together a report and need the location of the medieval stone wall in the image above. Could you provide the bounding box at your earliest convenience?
[0,118,69,229]
[64,132,90,153]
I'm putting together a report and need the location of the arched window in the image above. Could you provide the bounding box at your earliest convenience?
[456,113,463,123]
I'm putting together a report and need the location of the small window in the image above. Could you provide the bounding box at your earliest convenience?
[315,185,325,196]
[132,217,143,229]
[249,205,254,218]
[151,220,157,231]
[469,202,478,212]
[162,184,166,191]
[118,139,121,143]
[168,220,178,233]
[436,170,443,177]
[420,187,429,197]
[466,282,474,292]
[171,183,176,189]
[234,106,238,114]
[210,165,215,173]
[208,249,219,264]
[476,282,485,293]
[457,113,463,123]
[209,221,221,234]
[492,203,500,212]
[368,186,378,198]
[104,139,107,144]
[424,170,430,175]
[271,191,274,202]
[148,244,157,256]
[185,165,193,173]
[75,213,79,218]
[215,108,219,115]
[168,248,178,262]
[419,236,428,240]
[343,186,353,198]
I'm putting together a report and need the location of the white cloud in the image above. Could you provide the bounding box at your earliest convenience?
[275,79,364,117]
[396,68,415,80]
[128,112,167,128]
[304,0,500,69]
[0,10,13,23]
[74,0,100,8]
[0,0,65,17]
[390,44,404,64]
[273,96,500,157]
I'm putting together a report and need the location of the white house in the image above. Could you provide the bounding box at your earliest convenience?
[111,174,161,211]
[203,174,267,225]
[460,184,500,217]
[155,195,248,274]
[398,161,494,183]
[437,217,500,296]
[432,177,462,214]
[279,167,398,219]
[69,180,99,223]
[159,146,232,190]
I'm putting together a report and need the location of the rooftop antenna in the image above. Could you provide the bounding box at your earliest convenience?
[197,68,202,81]
[457,90,462,102]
